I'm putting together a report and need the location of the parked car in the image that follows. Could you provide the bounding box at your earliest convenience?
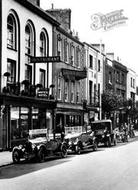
[65,130,98,154]
[91,120,117,147]
[12,129,67,163]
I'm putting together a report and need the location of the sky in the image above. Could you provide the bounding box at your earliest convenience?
[40,0,138,77]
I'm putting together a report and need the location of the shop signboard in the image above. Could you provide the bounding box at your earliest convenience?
[30,56,60,63]
[37,88,49,98]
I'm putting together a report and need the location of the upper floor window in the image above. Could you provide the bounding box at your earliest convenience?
[98,59,100,72]
[7,59,16,83]
[76,81,80,103]
[64,39,69,63]
[7,14,16,49]
[40,32,46,57]
[25,64,32,84]
[39,69,45,87]
[57,34,62,57]
[71,81,75,102]
[109,71,112,84]
[76,47,80,67]
[25,23,34,56]
[64,80,69,102]
[57,77,62,100]
[89,55,93,69]
[70,44,75,66]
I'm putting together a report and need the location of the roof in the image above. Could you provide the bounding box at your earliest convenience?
[14,0,60,26]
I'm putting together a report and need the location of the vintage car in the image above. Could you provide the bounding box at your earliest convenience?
[64,130,98,154]
[91,120,117,147]
[12,129,68,163]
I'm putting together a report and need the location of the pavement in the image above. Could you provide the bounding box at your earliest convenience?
[0,130,138,168]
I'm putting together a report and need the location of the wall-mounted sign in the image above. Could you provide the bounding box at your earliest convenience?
[37,88,49,98]
[30,56,60,63]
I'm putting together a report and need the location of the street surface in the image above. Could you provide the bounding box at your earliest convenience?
[0,140,138,190]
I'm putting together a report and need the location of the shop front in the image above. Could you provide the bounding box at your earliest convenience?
[55,102,84,133]
[0,94,56,150]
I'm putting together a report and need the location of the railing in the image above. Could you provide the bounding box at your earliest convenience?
[65,126,82,134]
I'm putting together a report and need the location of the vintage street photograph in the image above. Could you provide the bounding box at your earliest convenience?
[0,0,138,189]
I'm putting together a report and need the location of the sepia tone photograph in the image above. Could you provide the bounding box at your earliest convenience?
[0,0,138,189]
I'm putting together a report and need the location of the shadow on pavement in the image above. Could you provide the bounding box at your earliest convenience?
[0,155,75,179]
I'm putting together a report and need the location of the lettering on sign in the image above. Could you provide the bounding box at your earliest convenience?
[30,56,60,63]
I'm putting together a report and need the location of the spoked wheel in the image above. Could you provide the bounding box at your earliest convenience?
[75,145,81,154]
[37,148,45,162]
[93,141,98,151]
[61,145,67,158]
[12,149,20,164]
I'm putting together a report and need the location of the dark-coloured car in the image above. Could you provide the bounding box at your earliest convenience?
[65,130,98,154]
[91,120,117,147]
[12,129,67,163]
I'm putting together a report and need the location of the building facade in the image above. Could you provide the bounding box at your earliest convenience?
[0,0,59,149]
[83,42,104,123]
[47,8,87,133]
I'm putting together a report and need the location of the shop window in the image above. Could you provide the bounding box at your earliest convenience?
[39,69,45,87]
[7,14,16,49]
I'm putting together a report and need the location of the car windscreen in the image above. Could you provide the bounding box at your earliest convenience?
[91,122,111,131]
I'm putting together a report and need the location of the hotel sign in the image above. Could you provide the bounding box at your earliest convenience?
[30,56,60,63]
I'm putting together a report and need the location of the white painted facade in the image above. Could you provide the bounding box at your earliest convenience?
[1,0,54,90]
[127,68,136,100]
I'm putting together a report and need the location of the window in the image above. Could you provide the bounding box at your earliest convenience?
[7,59,16,83]
[39,69,45,87]
[133,79,135,88]
[116,71,120,83]
[89,55,93,69]
[7,14,16,49]
[71,81,75,102]
[25,64,32,84]
[76,82,80,103]
[76,47,80,67]
[70,44,75,66]
[64,39,69,63]
[57,77,61,100]
[131,77,133,87]
[89,81,93,104]
[122,73,124,84]
[57,34,62,57]
[64,81,68,102]
[98,60,100,72]
[40,32,46,56]
[109,72,112,84]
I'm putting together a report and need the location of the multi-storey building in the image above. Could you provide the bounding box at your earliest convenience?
[0,0,60,149]
[47,8,87,133]
[127,68,136,102]
[84,42,104,122]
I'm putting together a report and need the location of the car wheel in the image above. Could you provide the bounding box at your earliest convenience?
[113,137,117,146]
[12,149,20,164]
[75,145,81,154]
[93,141,98,151]
[61,145,67,158]
[107,137,111,147]
[37,148,45,162]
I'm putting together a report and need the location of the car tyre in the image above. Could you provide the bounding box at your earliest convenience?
[61,144,67,158]
[37,147,45,162]
[75,144,81,154]
[93,141,98,151]
[12,149,20,164]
